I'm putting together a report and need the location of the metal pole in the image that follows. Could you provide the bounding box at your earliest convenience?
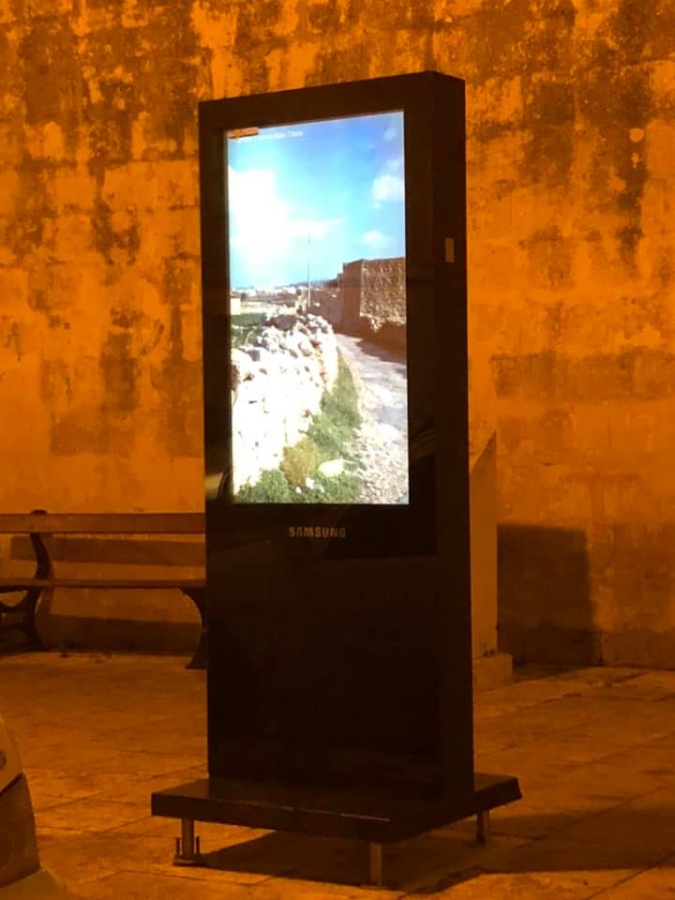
[307,235,312,311]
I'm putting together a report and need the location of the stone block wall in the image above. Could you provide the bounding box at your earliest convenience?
[359,256,406,328]
[338,260,364,334]
[335,257,405,343]
[309,287,341,327]
[1,0,675,667]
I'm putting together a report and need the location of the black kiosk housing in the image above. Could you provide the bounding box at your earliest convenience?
[152,71,520,886]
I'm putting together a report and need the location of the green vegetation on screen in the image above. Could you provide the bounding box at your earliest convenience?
[231,313,265,348]
[236,353,362,503]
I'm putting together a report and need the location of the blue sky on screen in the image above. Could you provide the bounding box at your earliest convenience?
[227,111,405,289]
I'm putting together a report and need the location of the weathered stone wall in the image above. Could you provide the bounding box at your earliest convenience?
[360,257,406,327]
[339,260,364,334]
[1,0,675,666]
[308,287,341,326]
[0,0,206,514]
[359,257,406,348]
[231,314,338,492]
[334,257,405,342]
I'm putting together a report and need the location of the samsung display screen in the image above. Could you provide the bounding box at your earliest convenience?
[225,111,409,506]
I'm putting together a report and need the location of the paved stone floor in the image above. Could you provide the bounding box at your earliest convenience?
[2,651,675,898]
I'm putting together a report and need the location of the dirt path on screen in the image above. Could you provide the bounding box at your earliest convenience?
[335,334,409,504]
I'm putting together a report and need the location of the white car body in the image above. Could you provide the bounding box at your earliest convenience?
[0,720,22,794]
[0,715,72,899]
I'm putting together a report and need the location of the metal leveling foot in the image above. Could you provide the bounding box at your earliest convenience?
[476,810,490,844]
[173,818,205,866]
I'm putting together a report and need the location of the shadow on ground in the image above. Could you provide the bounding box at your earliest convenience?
[354,337,406,365]
[199,800,675,891]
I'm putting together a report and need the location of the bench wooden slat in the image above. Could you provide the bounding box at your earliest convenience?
[0,513,205,535]
[0,512,209,669]
[0,578,205,590]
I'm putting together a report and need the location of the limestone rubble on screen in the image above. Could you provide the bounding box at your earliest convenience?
[231,314,339,492]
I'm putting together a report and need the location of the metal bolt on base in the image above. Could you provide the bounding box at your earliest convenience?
[173,818,205,866]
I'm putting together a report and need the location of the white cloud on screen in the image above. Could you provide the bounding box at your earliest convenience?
[362,229,394,252]
[384,125,398,141]
[372,157,404,208]
[294,217,344,240]
[229,167,289,251]
[228,167,343,285]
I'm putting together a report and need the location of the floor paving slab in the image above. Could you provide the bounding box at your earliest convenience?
[256,874,407,900]
[85,767,209,806]
[553,790,675,859]
[68,870,399,900]
[474,668,641,720]
[600,670,675,701]
[592,854,675,898]
[380,831,533,892]
[35,797,150,833]
[37,831,176,886]
[62,869,265,900]
[3,652,675,898]
[598,742,675,780]
[24,767,167,801]
[480,830,669,875]
[189,828,532,893]
[87,749,204,776]
[476,739,611,771]
[111,816,270,842]
[413,869,634,900]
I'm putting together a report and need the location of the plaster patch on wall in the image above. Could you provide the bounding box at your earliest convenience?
[575,4,654,271]
[9,164,54,259]
[100,329,140,414]
[520,225,574,289]
[18,19,79,126]
[90,200,140,266]
[146,257,203,459]
[0,319,22,361]
[494,349,675,404]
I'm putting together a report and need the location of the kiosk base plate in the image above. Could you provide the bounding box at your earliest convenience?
[151,772,521,885]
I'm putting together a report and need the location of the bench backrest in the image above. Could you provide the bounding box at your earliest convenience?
[0,513,205,535]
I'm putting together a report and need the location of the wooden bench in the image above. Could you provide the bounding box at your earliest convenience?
[0,511,206,670]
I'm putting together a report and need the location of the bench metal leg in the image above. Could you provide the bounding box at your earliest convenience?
[21,586,48,651]
[476,810,490,844]
[173,818,204,866]
[369,842,383,886]
[182,587,207,670]
[0,587,48,653]
[0,514,51,655]
[186,630,207,671]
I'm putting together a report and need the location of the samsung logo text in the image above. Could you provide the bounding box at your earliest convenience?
[287,526,347,539]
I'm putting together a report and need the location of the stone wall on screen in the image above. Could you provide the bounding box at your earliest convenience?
[330,257,406,348]
[231,314,338,492]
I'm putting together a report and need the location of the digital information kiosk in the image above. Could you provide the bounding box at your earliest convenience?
[152,71,520,886]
